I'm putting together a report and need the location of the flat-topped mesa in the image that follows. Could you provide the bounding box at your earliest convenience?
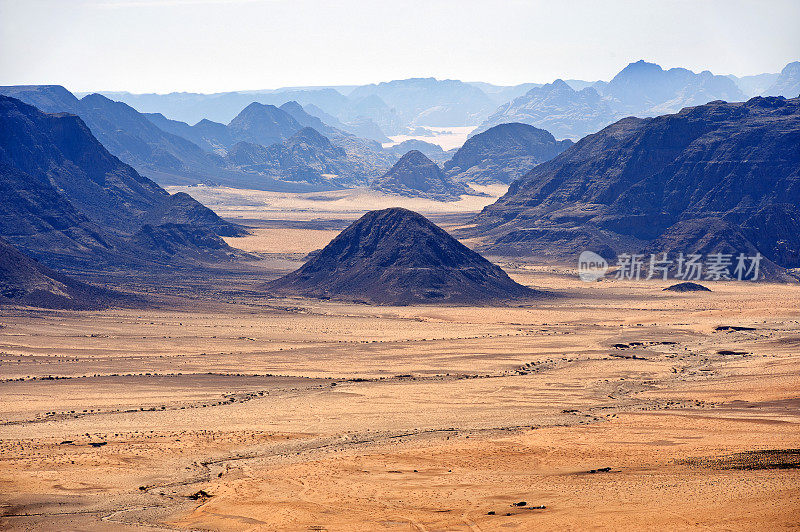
[266,207,542,305]
[371,150,473,201]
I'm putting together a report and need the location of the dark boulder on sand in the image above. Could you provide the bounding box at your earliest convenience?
[664,282,712,292]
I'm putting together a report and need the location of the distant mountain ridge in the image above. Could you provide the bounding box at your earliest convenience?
[0,85,391,192]
[476,60,755,140]
[765,61,800,98]
[349,78,495,127]
[477,79,616,140]
[0,94,246,272]
[71,61,797,149]
[224,127,374,187]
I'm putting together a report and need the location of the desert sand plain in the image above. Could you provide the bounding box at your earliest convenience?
[1,189,799,531]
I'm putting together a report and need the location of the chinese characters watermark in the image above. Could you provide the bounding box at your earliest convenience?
[578,252,762,282]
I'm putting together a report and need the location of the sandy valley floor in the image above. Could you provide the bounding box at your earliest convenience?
[1,194,798,530]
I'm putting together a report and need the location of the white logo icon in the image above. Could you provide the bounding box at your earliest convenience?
[578,251,608,282]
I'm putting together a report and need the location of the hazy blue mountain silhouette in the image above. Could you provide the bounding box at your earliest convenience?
[765,62,800,98]
[477,60,748,140]
[728,73,781,98]
[476,79,616,140]
[348,78,495,127]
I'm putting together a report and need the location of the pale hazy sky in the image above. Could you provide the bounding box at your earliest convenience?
[1,0,798,94]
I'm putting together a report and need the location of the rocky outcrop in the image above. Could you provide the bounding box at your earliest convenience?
[266,208,540,304]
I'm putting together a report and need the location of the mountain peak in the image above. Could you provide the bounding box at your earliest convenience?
[469,96,800,275]
[279,100,304,114]
[765,61,800,97]
[612,60,665,81]
[549,79,573,90]
[443,122,570,185]
[287,126,332,147]
[228,101,302,146]
[237,101,280,116]
[397,149,434,165]
[266,208,540,304]
[372,150,472,201]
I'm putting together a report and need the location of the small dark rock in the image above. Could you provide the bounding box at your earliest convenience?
[664,282,711,292]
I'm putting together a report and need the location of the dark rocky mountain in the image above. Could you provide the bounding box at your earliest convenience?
[765,61,800,98]
[224,127,372,188]
[266,208,540,305]
[477,61,748,141]
[0,95,245,271]
[277,101,395,172]
[664,282,711,292]
[0,237,123,309]
[443,123,572,185]
[349,78,495,127]
[0,86,385,192]
[142,100,393,187]
[371,151,472,201]
[0,85,233,185]
[143,192,244,236]
[467,96,800,275]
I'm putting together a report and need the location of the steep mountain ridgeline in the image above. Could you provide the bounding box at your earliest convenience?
[468,96,800,272]
[224,127,373,188]
[0,85,387,190]
[0,95,246,270]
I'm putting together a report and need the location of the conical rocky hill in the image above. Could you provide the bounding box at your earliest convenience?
[266,208,540,305]
[371,151,472,201]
